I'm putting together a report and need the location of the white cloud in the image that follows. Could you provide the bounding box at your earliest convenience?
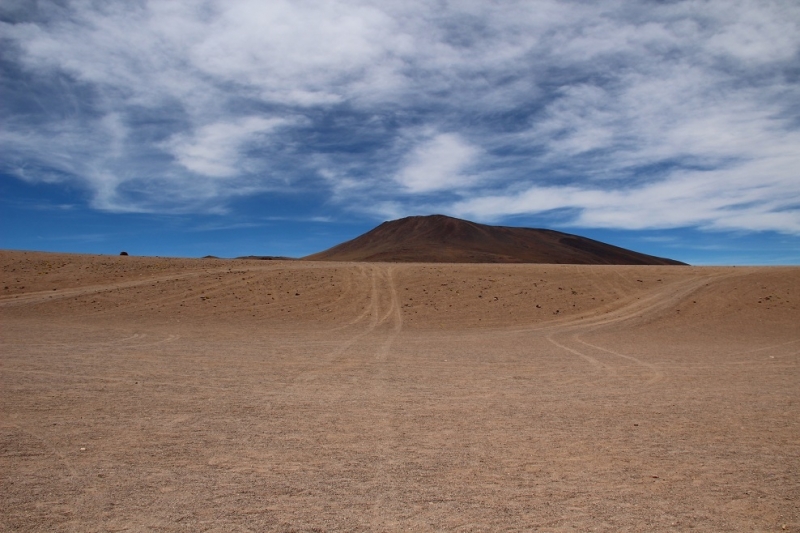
[1,0,798,235]
[449,155,800,234]
[185,0,402,106]
[705,0,800,63]
[394,133,481,193]
[164,117,289,178]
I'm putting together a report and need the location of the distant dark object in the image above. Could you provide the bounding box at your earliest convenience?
[202,255,220,259]
[119,251,129,256]
[236,255,296,261]
[304,214,687,265]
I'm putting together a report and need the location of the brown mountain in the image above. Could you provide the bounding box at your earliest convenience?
[304,215,687,265]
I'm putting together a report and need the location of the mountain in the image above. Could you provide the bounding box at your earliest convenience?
[303,215,687,265]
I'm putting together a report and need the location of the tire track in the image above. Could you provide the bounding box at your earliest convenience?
[321,265,378,332]
[546,336,616,378]
[0,260,345,309]
[0,333,180,351]
[281,266,383,389]
[662,339,800,368]
[575,338,665,385]
[545,271,735,385]
[3,423,79,480]
[369,265,404,529]
[375,266,403,362]
[0,269,233,308]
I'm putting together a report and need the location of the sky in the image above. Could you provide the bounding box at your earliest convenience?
[2,0,799,265]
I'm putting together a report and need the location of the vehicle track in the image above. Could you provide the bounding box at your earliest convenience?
[0,261,349,309]
[368,265,404,528]
[544,271,736,385]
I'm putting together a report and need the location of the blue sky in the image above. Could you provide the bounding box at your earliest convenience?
[2,0,799,265]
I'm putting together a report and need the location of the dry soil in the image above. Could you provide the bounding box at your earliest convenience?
[1,251,798,532]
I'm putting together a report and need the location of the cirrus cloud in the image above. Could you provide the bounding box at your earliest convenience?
[0,0,798,236]
[394,133,482,193]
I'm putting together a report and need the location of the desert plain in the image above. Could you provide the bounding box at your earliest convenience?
[1,250,798,532]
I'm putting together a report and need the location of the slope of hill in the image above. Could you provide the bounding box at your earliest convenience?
[304,215,687,265]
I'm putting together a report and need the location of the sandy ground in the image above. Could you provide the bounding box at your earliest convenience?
[1,250,798,532]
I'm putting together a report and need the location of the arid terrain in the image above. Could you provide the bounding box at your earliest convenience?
[1,250,798,532]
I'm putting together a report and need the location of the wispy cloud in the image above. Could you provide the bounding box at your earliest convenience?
[163,117,292,178]
[395,133,481,193]
[1,0,798,234]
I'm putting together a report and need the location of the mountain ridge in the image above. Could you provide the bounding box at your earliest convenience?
[304,215,687,265]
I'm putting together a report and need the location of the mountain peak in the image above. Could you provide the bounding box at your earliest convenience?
[304,215,686,265]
